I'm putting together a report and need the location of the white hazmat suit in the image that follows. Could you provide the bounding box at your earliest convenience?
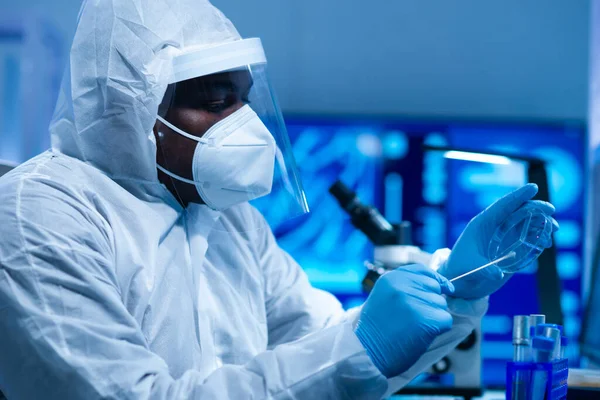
[0,0,487,398]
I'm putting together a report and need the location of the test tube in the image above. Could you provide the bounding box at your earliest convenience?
[531,336,555,400]
[532,336,554,363]
[560,336,568,359]
[529,314,545,336]
[512,316,531,400]
[513,315,531,361]
[542,327,561,360]
[534,323,560,337]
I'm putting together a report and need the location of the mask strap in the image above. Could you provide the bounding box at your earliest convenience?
[156,163,198,186]
[157,115,210,143]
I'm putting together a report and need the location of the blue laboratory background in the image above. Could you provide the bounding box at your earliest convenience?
[1,20,585,388]
[254,117,585,387]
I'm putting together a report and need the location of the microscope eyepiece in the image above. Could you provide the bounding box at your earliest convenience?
[329,181,358,211]
[329,180,396,245]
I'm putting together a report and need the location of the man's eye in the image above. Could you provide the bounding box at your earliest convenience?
[205,101,228,113]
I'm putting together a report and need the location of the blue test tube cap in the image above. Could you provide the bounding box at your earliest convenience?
[535,323,561,336]
[551,325,564,335]
[532,336,555,352]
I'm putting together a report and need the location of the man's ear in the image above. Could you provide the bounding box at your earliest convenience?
[152,120,163,142]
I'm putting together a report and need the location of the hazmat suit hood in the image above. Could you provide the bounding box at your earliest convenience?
[49,0,241,185]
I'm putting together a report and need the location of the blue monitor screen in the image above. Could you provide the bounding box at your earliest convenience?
[254,116,585,387]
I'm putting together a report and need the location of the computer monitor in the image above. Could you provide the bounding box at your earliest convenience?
[581,160,600,365]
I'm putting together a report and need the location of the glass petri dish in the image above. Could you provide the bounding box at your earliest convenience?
[488,206,553,273]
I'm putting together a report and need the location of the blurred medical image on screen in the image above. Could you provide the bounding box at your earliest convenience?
[253,116,584,386]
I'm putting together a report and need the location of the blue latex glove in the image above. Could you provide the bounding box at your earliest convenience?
[354,264,455,378]
[438,184,559,300]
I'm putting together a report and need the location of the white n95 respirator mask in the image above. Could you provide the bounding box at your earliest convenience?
[156,105,276,211]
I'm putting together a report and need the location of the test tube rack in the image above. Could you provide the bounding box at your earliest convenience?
[506,359,569,400]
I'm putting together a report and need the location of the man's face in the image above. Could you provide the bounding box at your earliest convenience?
[154,69,253,205]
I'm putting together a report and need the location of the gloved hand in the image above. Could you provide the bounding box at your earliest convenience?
[354,264,455,378]
[438,184,559,300]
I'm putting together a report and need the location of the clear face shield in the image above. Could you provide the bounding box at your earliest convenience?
[155,39,308,228]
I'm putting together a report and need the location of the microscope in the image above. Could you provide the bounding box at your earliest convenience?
[329,180,482,399]
[328,181,432,291]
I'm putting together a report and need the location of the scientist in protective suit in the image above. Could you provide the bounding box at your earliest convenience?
[0,0,558,398]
